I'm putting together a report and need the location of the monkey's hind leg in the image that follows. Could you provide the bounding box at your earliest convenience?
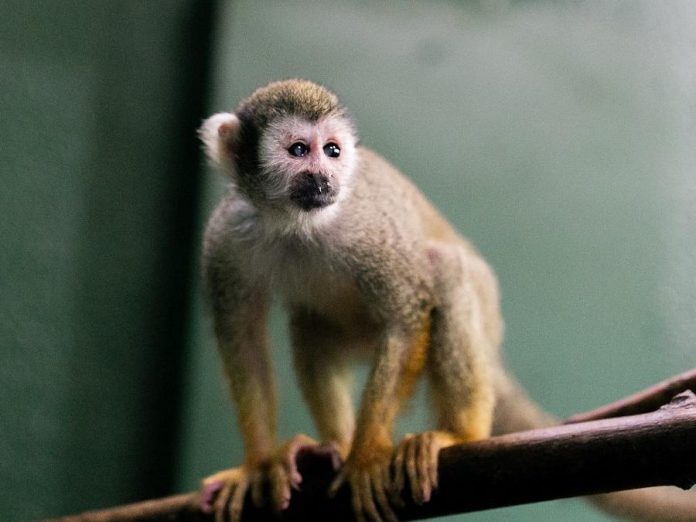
[393,244,497,506]
[289,307,357,460]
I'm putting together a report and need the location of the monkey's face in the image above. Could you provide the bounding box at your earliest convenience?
[259,115,357,212]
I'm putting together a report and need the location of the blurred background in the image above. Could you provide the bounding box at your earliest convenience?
[2,1,695,520]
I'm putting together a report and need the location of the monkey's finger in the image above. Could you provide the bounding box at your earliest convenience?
[213,482,233,522]
[372,467,398,522]
[381,460,393,496]
[428,435,440,491]
[358,472,381,522]
[283,442,305,490]
[350,475,366,522]
[228,475,250,522]
[325,440,344,471]
[200,480,223,514]
[405,436,423,505]
[391,433,413,500]
[391,442,407,506]
[329,469,347,497]
[250,469,264,508]
[269,464,292,511]
[415,433,432,504]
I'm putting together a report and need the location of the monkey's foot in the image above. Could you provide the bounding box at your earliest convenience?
[392,430,460,506]
[201,467,253,522]
[329,443,398,522]
[201,433,320,522]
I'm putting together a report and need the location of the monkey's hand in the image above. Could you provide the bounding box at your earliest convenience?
[329,441,398,522]
[201,433,319,522]
[392,430,460,506]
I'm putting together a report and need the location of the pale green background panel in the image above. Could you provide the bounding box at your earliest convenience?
[176,1,696,521]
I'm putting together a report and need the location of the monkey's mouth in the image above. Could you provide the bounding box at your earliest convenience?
[289,172,337,211]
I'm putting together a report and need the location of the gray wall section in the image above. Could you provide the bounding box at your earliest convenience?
[176,2,696,521]
[2,1,696,521]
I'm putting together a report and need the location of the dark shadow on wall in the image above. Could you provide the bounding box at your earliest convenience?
[68,0,221,508]
[0,0,220,519]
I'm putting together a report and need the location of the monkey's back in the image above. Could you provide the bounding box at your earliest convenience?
[349,147,479,253]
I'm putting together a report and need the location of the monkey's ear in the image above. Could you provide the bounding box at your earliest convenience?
[199,112,240,168]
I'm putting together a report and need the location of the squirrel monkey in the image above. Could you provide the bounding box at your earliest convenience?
[199,80,696,522]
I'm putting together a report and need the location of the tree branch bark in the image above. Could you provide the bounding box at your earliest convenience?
[47,371,696,522]
[565,367,696,424]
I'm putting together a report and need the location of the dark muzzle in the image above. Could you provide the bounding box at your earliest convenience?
[290,172,337,210]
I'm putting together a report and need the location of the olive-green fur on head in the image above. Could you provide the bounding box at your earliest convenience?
[236,79,346,128]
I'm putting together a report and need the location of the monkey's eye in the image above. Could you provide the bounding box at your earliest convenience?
[323,143,341,158]
[288,142,308,157]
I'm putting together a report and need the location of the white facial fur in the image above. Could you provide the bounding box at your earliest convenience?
[201,111,358,238]
[259,114,358,212]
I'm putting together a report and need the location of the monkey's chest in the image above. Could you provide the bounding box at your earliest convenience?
[268,249,375,330]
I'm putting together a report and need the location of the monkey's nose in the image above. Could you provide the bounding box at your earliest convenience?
[290,172,336,210]
[305,172,329,194]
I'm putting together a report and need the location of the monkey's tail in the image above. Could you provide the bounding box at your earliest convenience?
[491,368,696,521]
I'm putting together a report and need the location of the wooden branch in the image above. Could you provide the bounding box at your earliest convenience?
[407,391,696,520]
[565,367,696,424]
[47,373,696,522]
[45,493,201,522]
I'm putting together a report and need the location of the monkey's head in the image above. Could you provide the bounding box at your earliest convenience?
[200,80,358,215]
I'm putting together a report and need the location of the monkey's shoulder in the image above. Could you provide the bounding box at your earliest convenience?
[204,192,256,237]
[353,147,423,200]
[346,147,462,244]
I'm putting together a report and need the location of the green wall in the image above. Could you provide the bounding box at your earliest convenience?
[2,1,695,521]
[0,1,215,518]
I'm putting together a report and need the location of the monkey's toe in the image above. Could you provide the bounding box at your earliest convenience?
[393,431,460,506]
[330,449,397,522]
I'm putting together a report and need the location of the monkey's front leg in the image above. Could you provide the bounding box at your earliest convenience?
[330,322,430,522]
[392,248,497,508]
[201,294,319,521]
